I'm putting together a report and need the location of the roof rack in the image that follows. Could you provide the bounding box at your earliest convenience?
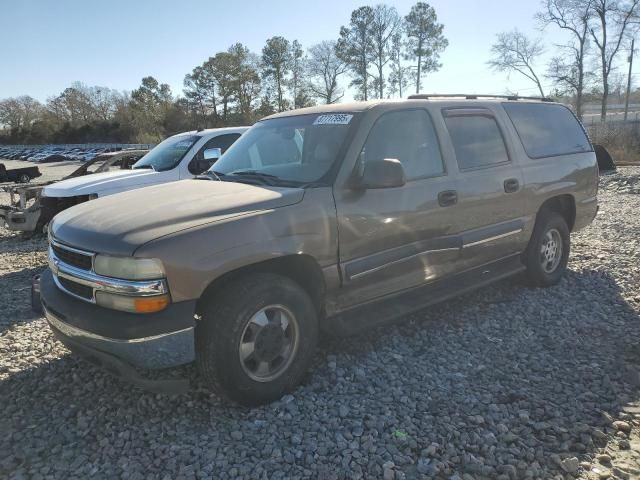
[407,93,554,102]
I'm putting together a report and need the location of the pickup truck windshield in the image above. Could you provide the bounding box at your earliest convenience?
[211,113,356,185]
[133,135,199,172]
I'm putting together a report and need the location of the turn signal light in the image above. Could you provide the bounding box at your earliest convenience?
[134,295,170,313]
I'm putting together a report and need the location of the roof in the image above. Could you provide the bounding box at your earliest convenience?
[172,126,251,137]
[262,95,559,120]
[263,100,384,120]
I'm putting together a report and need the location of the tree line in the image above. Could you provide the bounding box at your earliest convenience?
[489,0,640,120]
[0,2,447,145]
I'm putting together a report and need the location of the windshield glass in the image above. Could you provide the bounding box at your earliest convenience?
[211,113,356,184]
[133,135,199,172]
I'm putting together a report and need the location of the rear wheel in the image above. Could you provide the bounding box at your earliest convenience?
[523,211,570,287]
[19,173,31,183]
[196,273,318,406]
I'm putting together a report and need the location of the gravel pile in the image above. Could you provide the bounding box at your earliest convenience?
[599,171,640,195]
[1,168,640,480]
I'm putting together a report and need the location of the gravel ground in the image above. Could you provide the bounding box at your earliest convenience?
[1,168,640,480]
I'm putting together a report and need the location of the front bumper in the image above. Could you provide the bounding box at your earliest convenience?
[40,269,196,370]
[0,206,41,232]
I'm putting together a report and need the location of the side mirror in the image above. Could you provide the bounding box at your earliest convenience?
[358,158,406,189]
[203,147,222,161]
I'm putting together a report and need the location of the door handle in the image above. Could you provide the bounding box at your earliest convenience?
[504,178,520,193]
[438,190,458,207]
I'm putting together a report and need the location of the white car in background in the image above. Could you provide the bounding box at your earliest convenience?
[39,127,249,227]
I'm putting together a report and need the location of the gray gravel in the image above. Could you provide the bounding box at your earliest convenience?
[1,168,640,479]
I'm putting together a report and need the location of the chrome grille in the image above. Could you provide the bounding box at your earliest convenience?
[51,242,93,271]
[58,277,93,300]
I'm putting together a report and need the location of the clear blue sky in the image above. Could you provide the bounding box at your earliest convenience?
[0,0,635,102]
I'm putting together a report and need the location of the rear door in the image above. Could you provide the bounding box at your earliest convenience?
[441,107,527,269]
[334,107,462,308]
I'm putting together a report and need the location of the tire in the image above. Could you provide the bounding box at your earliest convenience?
[19,174,31,183]
[196,273,318,406]
[523,211,570,287]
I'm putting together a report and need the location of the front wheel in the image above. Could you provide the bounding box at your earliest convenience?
[523,211,570,287]
[196,273,318,406]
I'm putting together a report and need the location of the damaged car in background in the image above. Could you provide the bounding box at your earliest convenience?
[0,149,148,233]
[1,127,247,233]
[36,127,247,232]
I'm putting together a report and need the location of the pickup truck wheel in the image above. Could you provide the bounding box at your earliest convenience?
[196,273,318,406]
[524,211,570,287]
[19,173,31,183]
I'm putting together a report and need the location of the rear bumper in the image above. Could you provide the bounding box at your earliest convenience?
[40,269,196,370]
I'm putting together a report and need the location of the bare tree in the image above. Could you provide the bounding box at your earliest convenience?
[589,0,640,120]
[0,96,43,132]
[370,4,401,98]
[537,0,593,118]
[307,41,348,103]
[488,30,547,97]
[388,32,411,97]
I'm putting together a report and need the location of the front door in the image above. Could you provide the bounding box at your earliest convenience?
[334,108,461,309]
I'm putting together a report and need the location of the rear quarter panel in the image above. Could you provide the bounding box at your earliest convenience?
[519,150,597,233]
[499,103,598,235]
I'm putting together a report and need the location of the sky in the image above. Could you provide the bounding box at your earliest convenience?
[0,0,636,102]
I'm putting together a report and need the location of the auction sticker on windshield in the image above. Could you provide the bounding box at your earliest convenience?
[313,114,353,125]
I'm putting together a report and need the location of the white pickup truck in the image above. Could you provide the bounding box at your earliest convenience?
[36,127,248,230]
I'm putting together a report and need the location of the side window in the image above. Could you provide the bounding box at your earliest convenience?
[361,109,444,180]
[443,113,509,170]
[189,133,241,174]
[502,103,592,158]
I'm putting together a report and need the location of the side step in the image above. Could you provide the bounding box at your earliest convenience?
[326,254,525,336]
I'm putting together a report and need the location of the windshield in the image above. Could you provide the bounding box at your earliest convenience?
[133,134,199,172]
[210,113,356,185]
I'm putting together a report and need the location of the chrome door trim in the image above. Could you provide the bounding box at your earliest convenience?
[349,247,460,280]
[462,228,523,248]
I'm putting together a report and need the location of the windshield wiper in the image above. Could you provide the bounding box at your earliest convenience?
[194,170,225,181]
[134,164,155,171]
[227,170,281,186]
[230,170,279,179]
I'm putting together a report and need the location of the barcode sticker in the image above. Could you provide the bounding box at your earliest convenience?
[313,114,353,125]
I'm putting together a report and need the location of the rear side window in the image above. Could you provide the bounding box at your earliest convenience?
[362,109,444,180]
[503,103,592,158]
[443,112,509,170]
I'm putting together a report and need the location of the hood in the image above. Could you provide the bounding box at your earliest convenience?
[50,179,304,256]
[43,169,159,197]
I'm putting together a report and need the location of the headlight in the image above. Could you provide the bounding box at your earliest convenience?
[93,255,165,280]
